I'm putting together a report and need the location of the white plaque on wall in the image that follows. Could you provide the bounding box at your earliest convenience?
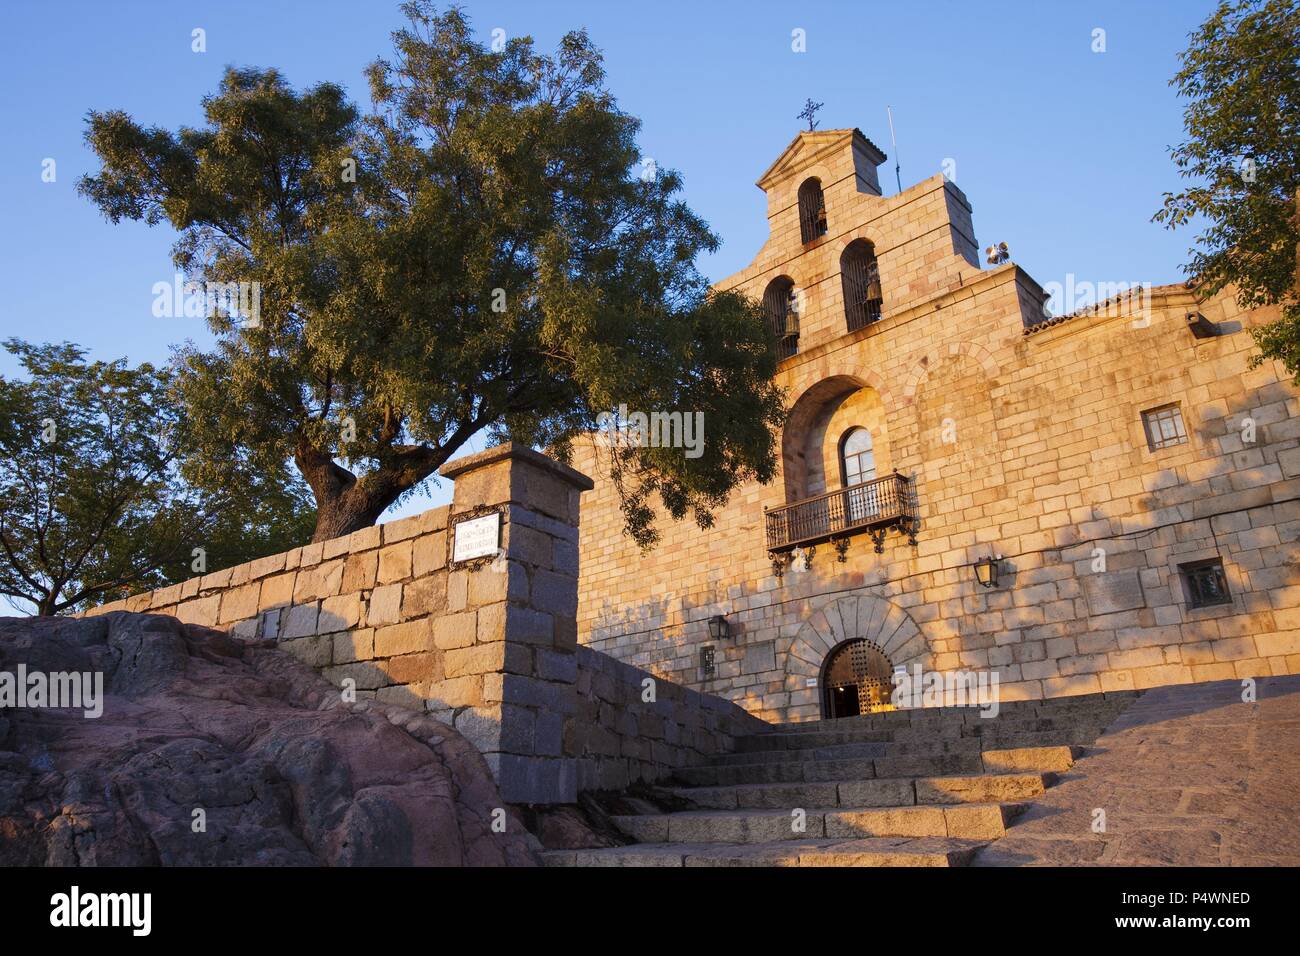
[452,512,501,563]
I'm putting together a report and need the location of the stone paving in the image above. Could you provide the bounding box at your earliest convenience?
[972,676,1300,866]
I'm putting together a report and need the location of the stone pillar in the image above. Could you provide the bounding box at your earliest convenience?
[435,443,593,804]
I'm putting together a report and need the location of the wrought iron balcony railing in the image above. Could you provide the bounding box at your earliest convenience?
[765,471,917,555]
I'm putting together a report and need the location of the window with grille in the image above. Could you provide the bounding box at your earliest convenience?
[763,276,799,360]
[700,645,716,681]
[798,178,828,244]
[1142,404,1188,451]
[841,239,883,331]
[1180,558,1231,608]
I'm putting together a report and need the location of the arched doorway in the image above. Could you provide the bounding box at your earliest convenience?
[821,639,894,718]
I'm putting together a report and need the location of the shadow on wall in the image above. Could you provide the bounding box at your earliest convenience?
[567,645,768,793]
[584,566,935,723]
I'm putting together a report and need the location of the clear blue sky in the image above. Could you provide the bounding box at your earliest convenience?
[0,0,1217,517]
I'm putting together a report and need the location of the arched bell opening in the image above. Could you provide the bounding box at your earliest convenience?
[820,638,894,719]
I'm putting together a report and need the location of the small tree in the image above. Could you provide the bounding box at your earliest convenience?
[0,340,313,615]
[1153,0,1300,374]
[79,2,785,546]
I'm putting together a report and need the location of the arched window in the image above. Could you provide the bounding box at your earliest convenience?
[798,178,828,244]
[763,276,799,360]
[841,239,883,331]
[839,427,876,487]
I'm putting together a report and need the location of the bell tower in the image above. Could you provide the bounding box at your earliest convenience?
[755,128,889,221]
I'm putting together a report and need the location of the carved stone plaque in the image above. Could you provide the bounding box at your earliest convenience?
[452,512,501,563]
[1082,569,1146,616]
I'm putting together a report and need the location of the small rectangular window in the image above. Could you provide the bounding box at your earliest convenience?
[1180,558,1231,608]
[700,645,716,682]
[1142,404,1188,451]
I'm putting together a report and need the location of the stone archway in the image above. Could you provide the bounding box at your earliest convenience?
[783,593,932,717]
[781,375,893,503]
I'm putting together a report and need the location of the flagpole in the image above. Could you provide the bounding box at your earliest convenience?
[886,106,902,194]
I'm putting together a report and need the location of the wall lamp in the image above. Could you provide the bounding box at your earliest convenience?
[707,614,732,641]
[1186,312,1219,339]
[973,555,1002,589]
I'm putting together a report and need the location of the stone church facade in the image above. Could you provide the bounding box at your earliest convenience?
[573,128,1300,724]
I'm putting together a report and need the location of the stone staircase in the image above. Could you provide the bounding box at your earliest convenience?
[541,691,1137,866]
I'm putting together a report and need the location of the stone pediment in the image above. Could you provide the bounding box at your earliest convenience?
[756,127,887,191]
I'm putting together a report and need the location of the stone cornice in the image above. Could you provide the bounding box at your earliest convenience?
[439,441,594,491]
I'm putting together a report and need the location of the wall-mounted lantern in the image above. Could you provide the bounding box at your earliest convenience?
[1186,311,1219,338]
[707,614,731,641]
[973,555,1001,589]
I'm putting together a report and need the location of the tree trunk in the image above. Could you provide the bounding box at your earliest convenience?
[310,490,396,542]
[295,438,448,543]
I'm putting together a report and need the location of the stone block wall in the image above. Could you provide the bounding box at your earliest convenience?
[85,443,765,802]
[86,506,454,710]
[567,646,767,792]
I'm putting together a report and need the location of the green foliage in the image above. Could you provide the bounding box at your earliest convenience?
[1153,0,1300,376]
[0,340,313,616]
[1250,302,1300,373]
[79,1,785,547]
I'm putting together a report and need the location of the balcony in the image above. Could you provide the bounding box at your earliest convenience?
[765,471,917,555]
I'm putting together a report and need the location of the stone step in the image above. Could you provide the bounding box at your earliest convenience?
[674,753,975,787]
[671,772,1053,810]
[981,745,1082,773]
[711,741,891,764]
[712,734,1083,766]
[610,801,1027,844]
[540,836,988,867]
[734,720,1101,753]
[736,727,897,750]
[675,746,1078,787]
[713,737,1048,766]
[753,693,1138,735]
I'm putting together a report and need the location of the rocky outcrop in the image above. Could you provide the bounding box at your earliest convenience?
[0,612,536,866]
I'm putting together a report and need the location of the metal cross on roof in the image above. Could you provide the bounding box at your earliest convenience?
[797,98,824,132]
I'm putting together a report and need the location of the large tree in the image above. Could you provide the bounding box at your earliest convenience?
[1153,0,1300,373]
[0,340,314,616]
[79,2,784,546]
